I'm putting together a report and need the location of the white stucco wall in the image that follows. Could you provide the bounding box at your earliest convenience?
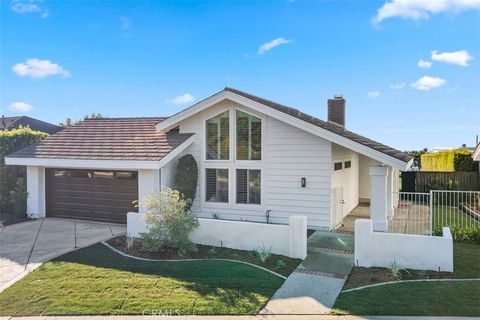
[358,154,375,202]
[137,169,160,213]
[331,144,359,217]
[127,212,307,259]
[26,166,45,218]
[176,100,332,229]
[355,219,453,272]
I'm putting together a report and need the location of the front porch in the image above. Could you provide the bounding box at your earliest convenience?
[336,200,431,236]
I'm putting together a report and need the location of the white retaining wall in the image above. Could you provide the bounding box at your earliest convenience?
[127,212,307,259]
[355,219,453,272]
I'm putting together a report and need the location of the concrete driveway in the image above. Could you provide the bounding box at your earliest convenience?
[0,218,126,292]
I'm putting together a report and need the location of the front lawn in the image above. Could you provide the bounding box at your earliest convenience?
[333,281,480,316]
[432,205,479,231]
[332,242,480,316]
[0,243,284,316]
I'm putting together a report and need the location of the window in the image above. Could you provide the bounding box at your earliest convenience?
[344,161,352,169]
[236,169,261,204]
[334,162,343,171]
[115,172,137,180]
[93,171,114,179]
[206,169,229,203]
[206,111,229,160]
[236,110,261,160]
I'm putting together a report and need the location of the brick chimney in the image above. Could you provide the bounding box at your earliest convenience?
[328,94,346,128]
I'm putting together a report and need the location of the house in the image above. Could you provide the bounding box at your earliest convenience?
[5,88,411,231]
[0,115,63,135]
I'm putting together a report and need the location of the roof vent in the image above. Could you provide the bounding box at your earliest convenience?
[328,94,346,128]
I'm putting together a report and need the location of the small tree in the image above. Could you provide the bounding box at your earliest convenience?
[138,189,199,255]
[174,154,198,210]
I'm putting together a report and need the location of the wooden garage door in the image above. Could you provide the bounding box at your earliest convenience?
[46,169,138,223]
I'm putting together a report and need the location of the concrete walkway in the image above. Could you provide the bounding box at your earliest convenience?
[260,231,354,315]
[0,218,126,292]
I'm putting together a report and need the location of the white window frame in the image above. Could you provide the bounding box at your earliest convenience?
[235,168,262,205]
[200,104,266,211]
[204,167,230,204]
[203,108,232,163]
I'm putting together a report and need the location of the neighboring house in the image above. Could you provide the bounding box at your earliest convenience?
[474,143,480,162]
[5,88,411,231]
[0,116,63,135]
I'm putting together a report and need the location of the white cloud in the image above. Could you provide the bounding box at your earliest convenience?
[431,50,473,66]
[9,102,33,112]
[372,0,480,24]
[417,59,432,68]
[411,75,446,91]
[11,59,71,79]
[367,91,381,98]
[258,38,292,55]
[166,93,195,105]
[389,83,406,89]
[11,0,48,18]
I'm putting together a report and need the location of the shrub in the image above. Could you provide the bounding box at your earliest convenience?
[255,246,272,264]
[275,259,286,270]
[390,259,402,280]
[425,179,458,193]
[433,225,480,244]
[421,150,478,172]
[174,154,198,210]
[0,127,48,213]
[138,189,199,254]
[9,177,28,214]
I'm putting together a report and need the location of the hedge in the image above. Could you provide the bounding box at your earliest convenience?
[421,150,478,172]
[174,154,198,210]
[0,127,48,213]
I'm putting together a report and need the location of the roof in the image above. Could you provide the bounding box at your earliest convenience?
[0,116,63,135]
[224,87,412,163]
[7,117,194,161]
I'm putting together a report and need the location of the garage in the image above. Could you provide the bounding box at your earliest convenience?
[46,168,138,224]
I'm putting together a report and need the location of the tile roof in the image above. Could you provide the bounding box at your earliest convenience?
[225,87,412,163]
[7,117,194,161]
[1,116,62,134]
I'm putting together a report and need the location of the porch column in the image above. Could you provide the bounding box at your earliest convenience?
[138,169,160,213]
[369,165,388,231]
[386,167,394,219]
[26,166,46,218]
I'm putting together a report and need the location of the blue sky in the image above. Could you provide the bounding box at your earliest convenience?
[1,0,479,151]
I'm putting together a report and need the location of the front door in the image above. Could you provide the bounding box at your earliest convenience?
[331,187,344,229]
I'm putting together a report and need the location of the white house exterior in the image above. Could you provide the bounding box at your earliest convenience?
[6,88,411,231]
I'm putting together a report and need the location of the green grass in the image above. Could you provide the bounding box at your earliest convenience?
[0,243,284,316]
[454,242,480,278]
[332,281,480,316]
[433,205,479,230]
[332,242,480,316]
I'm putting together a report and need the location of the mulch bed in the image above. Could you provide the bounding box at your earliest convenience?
[106,236,302,277]
[343,266,454,290]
